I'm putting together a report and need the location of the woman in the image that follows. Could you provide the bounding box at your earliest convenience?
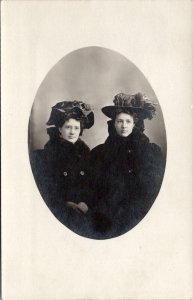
[30,100,94,236]
[90,93,165,239]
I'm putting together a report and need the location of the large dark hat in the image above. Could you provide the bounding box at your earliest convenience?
[102,93,157,120]
[47,100,94,129]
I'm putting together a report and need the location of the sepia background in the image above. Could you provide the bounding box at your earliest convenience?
[2,1,192,300]
[29,46,167,156]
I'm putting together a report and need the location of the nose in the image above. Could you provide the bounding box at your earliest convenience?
[121,121,127,128]
[70,127,75,135]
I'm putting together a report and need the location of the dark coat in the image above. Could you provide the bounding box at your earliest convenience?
[90,127,166,238]
[29,137,93,236]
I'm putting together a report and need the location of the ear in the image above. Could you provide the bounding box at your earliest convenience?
[58,127,62,134]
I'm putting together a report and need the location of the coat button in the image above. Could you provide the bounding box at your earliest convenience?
[128,169,133,174]
[80,171,85,176]
[63,171,68,176]
[128,149,132,153]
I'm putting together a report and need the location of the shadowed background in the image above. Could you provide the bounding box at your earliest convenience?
[29,46,166,156]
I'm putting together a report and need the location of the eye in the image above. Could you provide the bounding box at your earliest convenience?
[75,127,80,130]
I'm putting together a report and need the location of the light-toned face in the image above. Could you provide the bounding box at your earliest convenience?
[114,112,134,137]
[59,118,81,144]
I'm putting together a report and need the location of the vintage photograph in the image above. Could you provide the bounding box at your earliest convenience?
[3,1,192,299]
[29,46,166,239]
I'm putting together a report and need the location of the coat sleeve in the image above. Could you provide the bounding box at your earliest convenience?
[134,143,166,215]
[29,150,66,211]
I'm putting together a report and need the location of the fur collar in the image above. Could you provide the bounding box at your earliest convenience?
[44,137,90,159]
[105,127,149,149]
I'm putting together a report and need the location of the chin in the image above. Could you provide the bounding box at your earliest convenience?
[120,133,129,137]
[67,138,78,144]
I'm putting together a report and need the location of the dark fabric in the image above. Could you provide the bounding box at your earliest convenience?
[29,128,166,240]
[89,127,166,239]
[29,137,94,237]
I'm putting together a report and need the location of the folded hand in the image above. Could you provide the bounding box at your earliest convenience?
[66,201,88,214]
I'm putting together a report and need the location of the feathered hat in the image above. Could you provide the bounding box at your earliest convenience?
[102,93,157,120]
[47,100,94,129]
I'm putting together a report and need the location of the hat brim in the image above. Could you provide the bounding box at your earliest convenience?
[101,106,151,120]
[47,107,94,129]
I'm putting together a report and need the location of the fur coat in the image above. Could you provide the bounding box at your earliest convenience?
[30,137,93,236]
[89,126,165,238]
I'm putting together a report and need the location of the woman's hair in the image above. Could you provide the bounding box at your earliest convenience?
[57,114,84,132]
[47,115,84,140]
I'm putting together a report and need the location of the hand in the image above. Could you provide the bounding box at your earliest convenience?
[66,201,82,214]
[66,201,88,214]
[77,202,88,214]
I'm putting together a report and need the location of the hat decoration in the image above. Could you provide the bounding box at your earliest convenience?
[47,100,94,129]
[102,93,157,120]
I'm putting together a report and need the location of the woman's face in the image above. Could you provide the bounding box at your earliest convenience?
[59,118,81,143]
[114,113,134,137]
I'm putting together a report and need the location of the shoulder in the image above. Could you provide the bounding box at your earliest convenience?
[141,141,165,171]
[29,149,47,176]
[29,149,45,163]
[89,143,109,165]
[78,138,90,150]
[133,130,163,157]
[76,138,90,155]
[90,144,105,156]
[145,142,163,157]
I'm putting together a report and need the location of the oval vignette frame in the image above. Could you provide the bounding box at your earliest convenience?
[28,46,167,239]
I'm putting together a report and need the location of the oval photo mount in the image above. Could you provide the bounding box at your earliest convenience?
[28,46,166,239]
